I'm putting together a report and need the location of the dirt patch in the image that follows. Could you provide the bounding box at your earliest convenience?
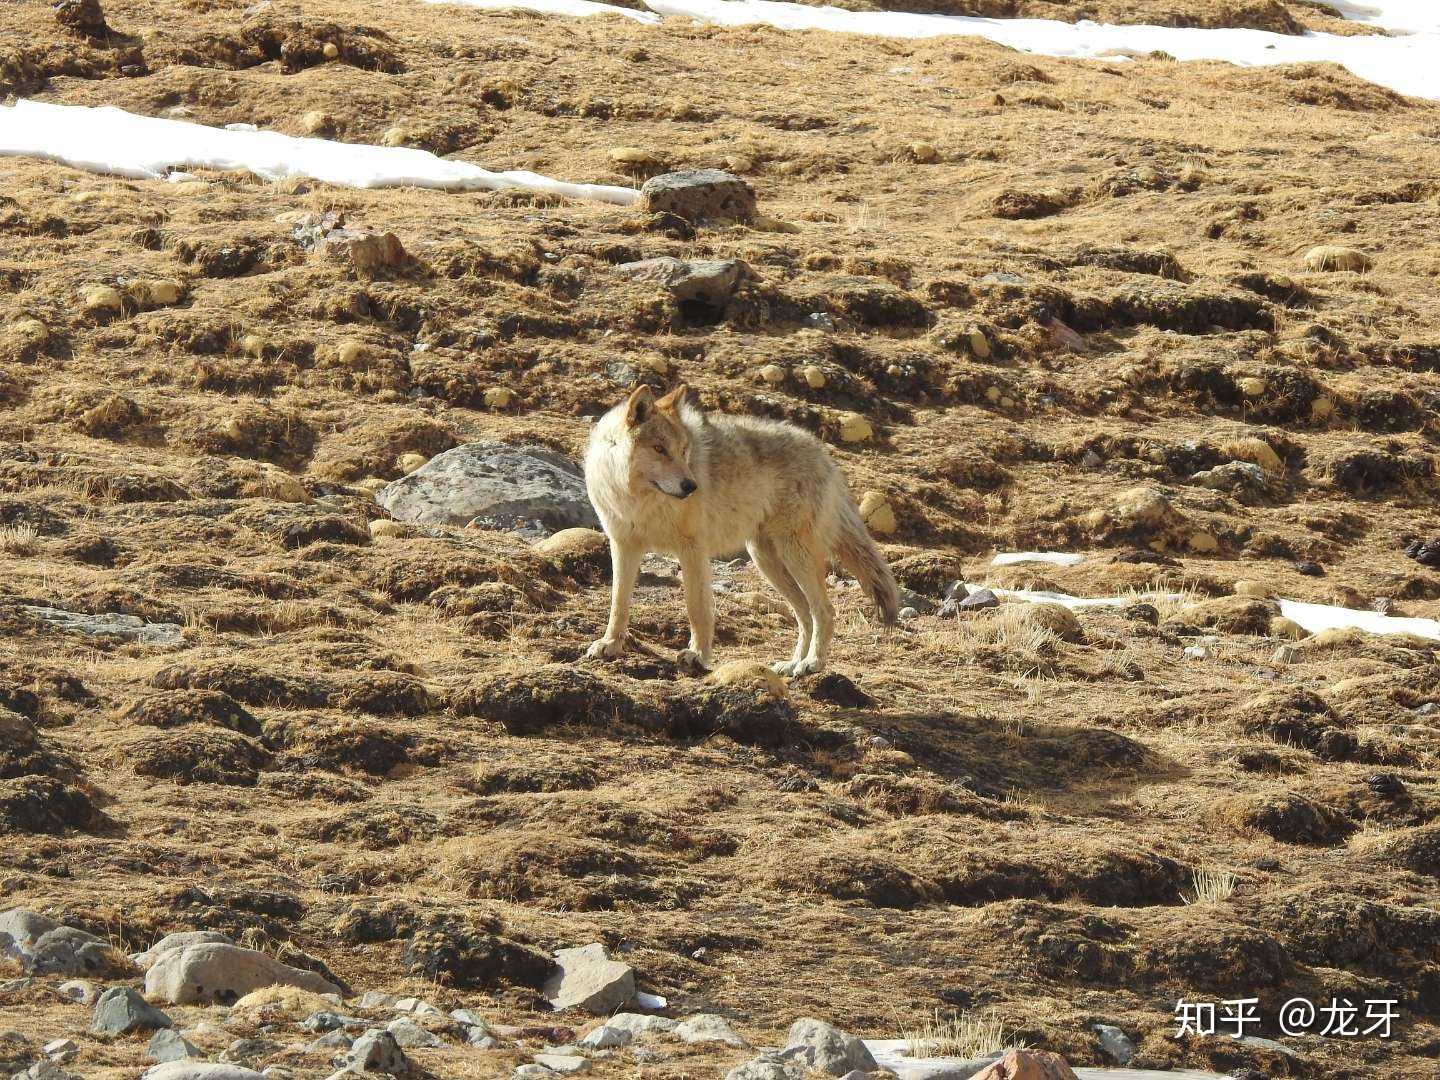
[1209,791,1356,845]
[128,729,269,786]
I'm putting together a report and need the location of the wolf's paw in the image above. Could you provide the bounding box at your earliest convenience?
[586,637,625,660]
[676,648,710,674]
[772,658,823,678]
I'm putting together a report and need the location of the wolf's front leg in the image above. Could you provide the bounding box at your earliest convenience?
[587,538,642,659]
[676,546,714,673]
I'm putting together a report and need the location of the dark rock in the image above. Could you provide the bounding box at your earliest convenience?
[957,588,1000,611]
[805,672,872,708]
[1405,538,1440,569]
[616,257,750,323]
[638,170,756,224]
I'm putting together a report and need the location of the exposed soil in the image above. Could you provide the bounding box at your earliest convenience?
[1,0,1438,1076]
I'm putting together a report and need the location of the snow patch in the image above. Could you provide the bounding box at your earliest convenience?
[1316,1,1440,34]
[981,575,1440,643]
[640,0,1440,101]
[427,0,660,22]
[862,1041,1230,1080]
[0,100,640,205]
[991,551,1085,568]
[1277,599,1440,642]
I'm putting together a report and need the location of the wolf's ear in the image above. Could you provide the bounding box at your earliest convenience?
[624,384,655,427]
[655,383,691,413]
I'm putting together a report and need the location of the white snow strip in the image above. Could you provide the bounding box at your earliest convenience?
[1316,1,1440,34]
[991,587,1175,610]
[863,1042,1228,1080]
[0,100,640,205]
[426,0,660,22]
[991,551,1085,568]
[987,587,1440,642]
[1278,598,1440,642]
[640,0,1440,101]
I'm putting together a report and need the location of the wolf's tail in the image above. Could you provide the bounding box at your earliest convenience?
[835,500,900,628]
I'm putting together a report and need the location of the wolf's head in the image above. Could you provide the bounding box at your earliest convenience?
[621,384,698,499]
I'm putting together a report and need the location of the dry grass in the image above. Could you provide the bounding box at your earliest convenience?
[904,1009,1023,1059]
[0,524,40,556]
[1182,866,1239,906]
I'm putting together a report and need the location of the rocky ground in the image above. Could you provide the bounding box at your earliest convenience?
[2,0,1440,1077]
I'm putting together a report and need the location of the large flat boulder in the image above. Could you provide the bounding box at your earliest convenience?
[144,942,341,1005]
[375,441,598,534]
[541,943,634,1014]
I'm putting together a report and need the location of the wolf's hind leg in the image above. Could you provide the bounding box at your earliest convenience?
[776,536,833,677]
[748,538,812,675]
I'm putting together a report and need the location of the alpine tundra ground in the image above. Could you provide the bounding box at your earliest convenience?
[1,0,1438,1077]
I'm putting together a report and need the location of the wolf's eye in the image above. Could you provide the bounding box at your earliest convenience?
[653,444,668,457]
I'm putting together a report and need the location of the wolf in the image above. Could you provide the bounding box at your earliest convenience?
[583,383,899,676]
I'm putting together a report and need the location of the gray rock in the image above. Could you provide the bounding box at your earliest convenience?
[346,1029,409,1074]
[513,1067,554,1079]
[12,1064,76,1080]
[541,943,635,1015]
[20,605,183,646]
[1092,1023,1134,1065]
[300,1011,360,1033]
[785,1018,877,1076]
[638,170,756,225]
[724,1049,808,1080]
[0,976,34,992]
[897,587,937,616]
[142,1065,267,1080]
[42,1038,77,1062]
[221,1038,280,1065]
[358,991,399,1010]
[26,926,116,977]
[450,1009,490,1034]
[144,942,340,1005]
[1192,461,1269,500]
[147,1028,202,1063]
[534,1055,589,1074]
[375,441,597,535]
[393,997,441,1016]
[1238,1035,1299,1058]
[605,1012,678,1036]
[470,1034,498,1050]
[838,1072,871,1080]
[133,932,234,971]
[306,1029,353,1052]
[675,1013,747,1047]
[92,985,173,1035]
[385,1018,441,1049]
[57,979,98,1004]
[0,909,60,960]
[579,1024,631,1049]
[615,257,750,312]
